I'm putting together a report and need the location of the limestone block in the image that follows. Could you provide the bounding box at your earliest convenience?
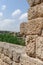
[27,0,35,6]
[26,18,43,35]
[3,56,12,65]
[20,54,43,65]
[0,59,9,65]
[26,35,38,57]
[3,62,9,65]
[0,53,12,65]
[36,37,43,61]
[1,54,5,60]
[27,0,43,7]
[0,59,3,65]
[0,42,26,65]
[28,3,43,20]
[20,22,27,35]
[0,55,9,65]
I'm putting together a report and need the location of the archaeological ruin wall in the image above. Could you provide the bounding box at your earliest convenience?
[0,0,43,65]
[0,42,26,65]
[20,0,43,65]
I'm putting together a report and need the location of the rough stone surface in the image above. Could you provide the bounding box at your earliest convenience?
[26,18,43,35]
[36,37,43,61]
[0,42,26,65]
[20,0,43,65]
[27,0,43,7]
[20,54,43,65]
[28,3,43,20]
[26,35,38,57]
[0,0,43,65]
[20,22,27,35]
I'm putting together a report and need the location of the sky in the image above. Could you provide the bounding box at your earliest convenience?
[0,0,29,32]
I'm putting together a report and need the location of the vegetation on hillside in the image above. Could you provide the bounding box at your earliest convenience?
[0,33,25,46]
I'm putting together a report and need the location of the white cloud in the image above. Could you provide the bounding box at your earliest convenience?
[19,13,28,20]
[0,12,3,17]
[0,18,22,32]
[12,9,21,17]
[0,19,15,27]
[0,11,28,32]
[2,5,6,10]
[0,17,27,32]
[0,19,15,31]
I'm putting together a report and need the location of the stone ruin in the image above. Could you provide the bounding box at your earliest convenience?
[0,0,43,65]
[0,42,26,65]
[20,0,43,65]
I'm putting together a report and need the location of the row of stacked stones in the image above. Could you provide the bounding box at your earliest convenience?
[26,0,43,59]
[20,0,43,65]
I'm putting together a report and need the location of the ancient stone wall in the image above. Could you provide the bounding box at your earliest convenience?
[0,0,43,65]
[20,22,27,35]
[20,0,43,65]
[26,0,43,59]
[1,41,43,65]
[0,42,26,65]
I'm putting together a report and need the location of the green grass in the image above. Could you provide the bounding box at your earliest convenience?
[0,33,25,46]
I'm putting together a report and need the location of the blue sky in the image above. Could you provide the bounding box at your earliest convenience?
[0,0,29,32]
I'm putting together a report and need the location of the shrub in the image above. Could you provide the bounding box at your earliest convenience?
[0,33,25,46]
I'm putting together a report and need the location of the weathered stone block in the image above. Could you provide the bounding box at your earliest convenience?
[3,56,12,65]
[0,42,26,65]
[27,0,43,7]
[28,3,43,20]
[0,53,12,65]
[36,37,43,60]
[27,0,35,6]
[0,59,9,65]
[20,54,43,65]
[26,18,43,35]
[20,22,27,35]
[26,35,38,57]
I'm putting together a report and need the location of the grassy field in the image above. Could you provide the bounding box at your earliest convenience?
[0,33,25,46]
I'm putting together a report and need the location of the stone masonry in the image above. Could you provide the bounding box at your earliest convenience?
[20,22,27,35]
[0,0,43,65]
[0,42,26,65]
[20,0,43,65]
